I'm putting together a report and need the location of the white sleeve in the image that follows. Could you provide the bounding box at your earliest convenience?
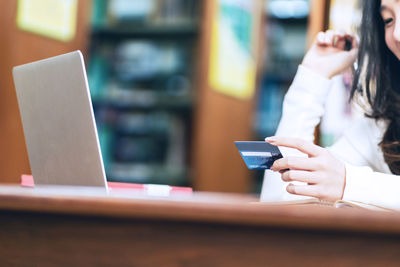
[261,66,333,202]
[327,116,376,167]
[343,164,400,210]
[328,117,400,210]
[275,65,333,141]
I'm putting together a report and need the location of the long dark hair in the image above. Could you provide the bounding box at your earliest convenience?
[351,0,400,174]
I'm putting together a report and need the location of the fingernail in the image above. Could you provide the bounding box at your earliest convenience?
[265,136,276,142]
[270,166,275,171]
[286,184,294,194]
[271,162,279,171]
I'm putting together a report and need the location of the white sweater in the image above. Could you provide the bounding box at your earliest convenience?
[260,65,400,210]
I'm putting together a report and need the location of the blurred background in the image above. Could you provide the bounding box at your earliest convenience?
[0,0,360,195]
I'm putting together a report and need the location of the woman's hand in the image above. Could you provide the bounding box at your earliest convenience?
[265,136,346,203]
[302,30,359,79]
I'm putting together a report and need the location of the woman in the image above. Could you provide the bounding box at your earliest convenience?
[261,0,400,209]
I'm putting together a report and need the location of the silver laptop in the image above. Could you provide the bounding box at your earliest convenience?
[13,51,108,189]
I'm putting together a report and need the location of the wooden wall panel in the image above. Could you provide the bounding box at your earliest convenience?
[0,0,92,183]
[192,0,264,193]
[307,0,329,48]
[307,0,329,144]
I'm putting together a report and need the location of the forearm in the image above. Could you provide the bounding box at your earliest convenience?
[275,65,333,142]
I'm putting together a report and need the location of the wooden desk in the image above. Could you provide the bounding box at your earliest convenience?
[0,186,400,266]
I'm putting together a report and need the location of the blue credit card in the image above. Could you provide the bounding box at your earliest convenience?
[235,141,283,170]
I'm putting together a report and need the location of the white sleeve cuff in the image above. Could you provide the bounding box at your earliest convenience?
[342,163,400,210]
[342,163,374,201]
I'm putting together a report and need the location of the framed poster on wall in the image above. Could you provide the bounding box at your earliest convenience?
[17,0,78,42]
[208,0,261,100]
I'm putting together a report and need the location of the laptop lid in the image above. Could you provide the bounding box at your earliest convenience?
[13,51,107,189]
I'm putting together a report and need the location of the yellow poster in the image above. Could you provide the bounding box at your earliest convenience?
[17,0,78,42]
[209,0,259,99]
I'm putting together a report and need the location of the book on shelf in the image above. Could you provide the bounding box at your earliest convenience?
[103,0,199,26]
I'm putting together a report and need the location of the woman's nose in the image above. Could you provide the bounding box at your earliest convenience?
[394,20,400,42]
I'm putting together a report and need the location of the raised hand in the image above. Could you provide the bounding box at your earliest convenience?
[265,136,346,202]
[302,30,359,79]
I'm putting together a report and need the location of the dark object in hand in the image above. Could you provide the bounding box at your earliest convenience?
[344,38,353,51]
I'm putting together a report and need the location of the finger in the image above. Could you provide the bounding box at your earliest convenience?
[286,183,320,198]
[265,136,323,157]
[272,157,320,172]
[334,33,348,50]
[340,33,359,49]
[281,170,320,184]
[345,34,359,56]
[337,34,359,59]
[335,38,346,50]
[279,169,290,174]
[332,30,345,45]
[324,30,335,45]
[316,32,326,45]
[352,34,360,49]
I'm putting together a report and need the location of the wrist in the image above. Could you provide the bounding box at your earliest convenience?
[340,163,346,200]
[300,62,334,79]
[299,63,335,80]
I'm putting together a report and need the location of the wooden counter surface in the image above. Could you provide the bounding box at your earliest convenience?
[0,185,399,266]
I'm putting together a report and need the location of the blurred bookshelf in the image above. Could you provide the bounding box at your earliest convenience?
[255,0,309,139]
[252,0,310,192]
[91,24,198,40]
[88,0,200,186]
